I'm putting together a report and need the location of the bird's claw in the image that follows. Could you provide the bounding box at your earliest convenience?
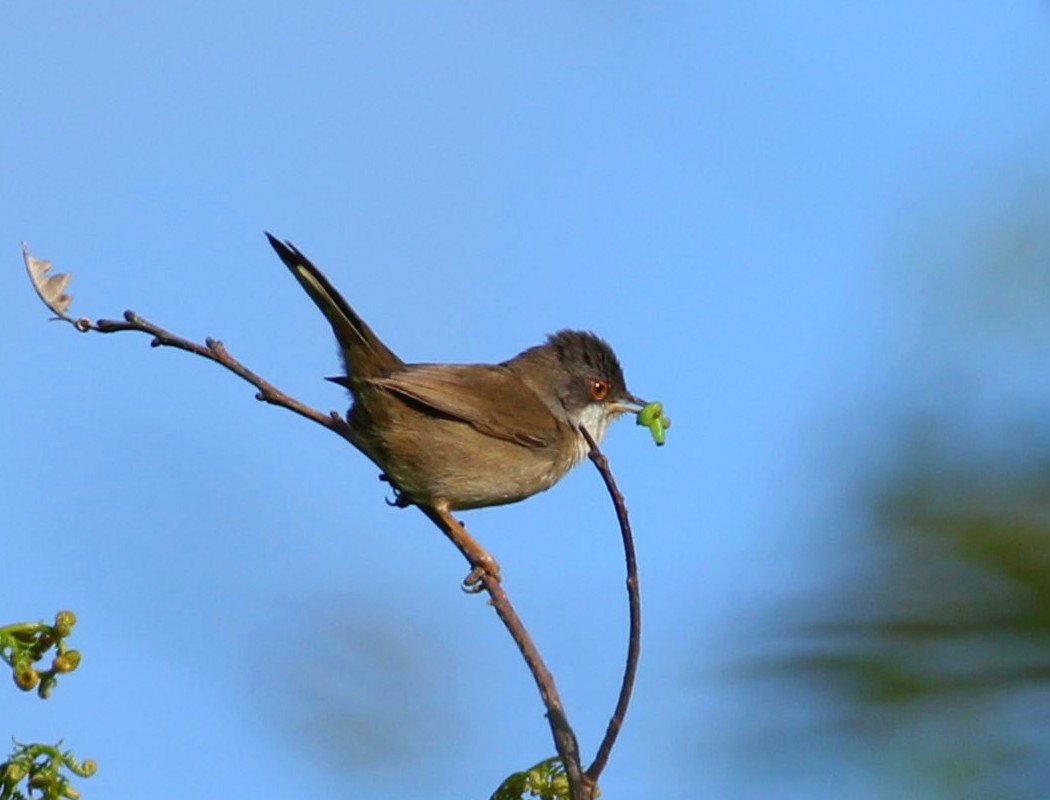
[460,558,501,594]
[379,473,411,507]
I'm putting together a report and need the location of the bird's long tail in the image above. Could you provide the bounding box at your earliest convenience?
[265,233,404,379]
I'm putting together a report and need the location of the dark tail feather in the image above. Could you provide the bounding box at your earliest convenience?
[265,232,404,378]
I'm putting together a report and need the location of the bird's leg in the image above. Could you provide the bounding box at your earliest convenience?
[421,504,502,592]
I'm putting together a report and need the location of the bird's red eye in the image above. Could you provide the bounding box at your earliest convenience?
[589,379,609,401]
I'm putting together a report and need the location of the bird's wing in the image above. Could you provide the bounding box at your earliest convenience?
[370,364,560,449]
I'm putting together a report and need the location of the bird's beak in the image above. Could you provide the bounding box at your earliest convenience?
[612,393,648,414]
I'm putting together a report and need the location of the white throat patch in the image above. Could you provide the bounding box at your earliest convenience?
[571,403,614,464]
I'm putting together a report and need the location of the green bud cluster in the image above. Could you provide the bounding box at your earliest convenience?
[636,401,672,446]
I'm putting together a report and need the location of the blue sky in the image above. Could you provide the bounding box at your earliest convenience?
[4,3,1050,798]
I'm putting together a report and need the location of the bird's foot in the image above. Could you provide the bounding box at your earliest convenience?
[461,554,502,594]
[424,505,501,594]
[379,473,411,507]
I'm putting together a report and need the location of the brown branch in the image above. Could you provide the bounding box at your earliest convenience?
[90,312,596,799]
[427,429,644,800]
[92,311,356,440]
[23,245,641,800]
[420,508,590,800]
[579,425,642,789]
[486,578,588,799]
[21,239,352,440]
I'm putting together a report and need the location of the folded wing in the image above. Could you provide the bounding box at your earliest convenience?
[371,364,560,449]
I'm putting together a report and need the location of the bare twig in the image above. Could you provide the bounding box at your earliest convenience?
[421,508,590,800]
[22,242,352,441]
[22,244,642,800]
[579,425,642,789]
[75,310,594,800]
[95,311,355,439]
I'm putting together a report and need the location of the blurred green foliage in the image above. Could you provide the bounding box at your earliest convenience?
[745,171,1050,797]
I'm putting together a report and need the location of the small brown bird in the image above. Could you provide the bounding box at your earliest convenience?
[266,233,647,583]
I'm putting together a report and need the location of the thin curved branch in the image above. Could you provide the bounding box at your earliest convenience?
[22,242,352,441]
[421,507,589,800]
[579,425,642,788]
[23,244,643,800]
[94,311,354,439]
